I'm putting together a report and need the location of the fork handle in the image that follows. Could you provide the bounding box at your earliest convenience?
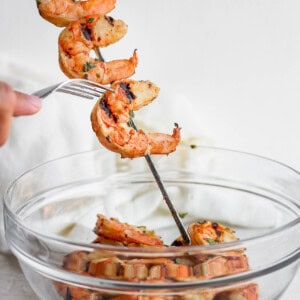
[32,83,61,99]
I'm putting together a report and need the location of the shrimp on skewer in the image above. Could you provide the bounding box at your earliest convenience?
[37,0,116,27]
[91,80,181,158]
[59,16,138,84]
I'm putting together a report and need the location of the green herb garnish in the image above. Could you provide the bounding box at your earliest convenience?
[88,18,95,23]
[178,212,188,219]
[127,119,135,128]
[205,238,217,245]
[83,61,96,72]
[129,110,135,118]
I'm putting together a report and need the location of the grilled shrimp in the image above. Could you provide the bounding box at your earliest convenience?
[94,214,164,247]
[58,16,138,84]
[91,80,181,158]
[37,0,116,27]
[57,217,257,299]
[173,221,238,246]
[188,221,238,246]
[173,221,249,280]
[60,250,255,299]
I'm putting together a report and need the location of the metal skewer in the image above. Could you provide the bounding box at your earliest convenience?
[130,123,190,245]
[94,48,190,245]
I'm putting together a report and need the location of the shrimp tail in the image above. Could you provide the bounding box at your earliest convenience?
[96,49,138,84]
[147,123,181,155]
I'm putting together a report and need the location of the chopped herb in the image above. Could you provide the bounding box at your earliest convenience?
[58,223,76,237]
[178,212,188,219]
[190,144,197,149]
[205,238,217,245]
[127,119,135,128]
[88,17,95,23]
[83,61,96,72]
[129,110,135,118]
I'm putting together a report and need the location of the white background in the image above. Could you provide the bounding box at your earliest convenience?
[0,1,299,299]
[1,1,300,169]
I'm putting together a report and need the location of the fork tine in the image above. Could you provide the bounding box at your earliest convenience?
[71,83,106,96]
[71,79,114,92]
[55,79,112,100]
[56,87,96,100]
[32,79,114,100]
[58,85,103,99]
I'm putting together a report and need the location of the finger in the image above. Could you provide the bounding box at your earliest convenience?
[0,106,12,146]
[13,91,42,116]
[0,82,14,146]
[0,82,41,146]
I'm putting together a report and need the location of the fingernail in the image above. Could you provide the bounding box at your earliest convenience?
[27,95,42,109]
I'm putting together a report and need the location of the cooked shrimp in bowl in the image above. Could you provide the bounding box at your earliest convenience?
[56,215,258,300]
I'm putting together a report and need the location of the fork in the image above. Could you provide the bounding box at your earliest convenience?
[32,79,191,245]
[32,78,113,99]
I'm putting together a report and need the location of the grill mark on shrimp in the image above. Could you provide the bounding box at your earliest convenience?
[119,82,136,102]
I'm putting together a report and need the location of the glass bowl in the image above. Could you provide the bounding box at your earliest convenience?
[4,146,300,299]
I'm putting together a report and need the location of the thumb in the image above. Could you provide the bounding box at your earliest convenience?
[13,91,42,116]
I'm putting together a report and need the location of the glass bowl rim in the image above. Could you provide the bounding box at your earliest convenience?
[4,145,300,287]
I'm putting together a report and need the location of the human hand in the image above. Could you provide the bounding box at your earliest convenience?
[0,81,41,146]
